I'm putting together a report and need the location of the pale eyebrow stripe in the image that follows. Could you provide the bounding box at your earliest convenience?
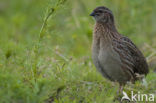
[98,9,105,11]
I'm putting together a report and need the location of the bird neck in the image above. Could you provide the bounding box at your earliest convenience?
[97,21,117,32]
[94,22,120,42]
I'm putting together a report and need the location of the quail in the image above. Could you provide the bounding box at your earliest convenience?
[90,6,149,93]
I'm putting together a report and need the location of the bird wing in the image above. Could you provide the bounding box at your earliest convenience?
[112,36,149,80]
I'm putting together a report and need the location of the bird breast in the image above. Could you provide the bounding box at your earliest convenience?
[92,35,131,83]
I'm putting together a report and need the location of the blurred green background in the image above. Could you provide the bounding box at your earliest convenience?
[0,0,156,103]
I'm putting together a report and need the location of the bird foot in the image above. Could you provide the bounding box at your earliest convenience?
[113,94,122,103]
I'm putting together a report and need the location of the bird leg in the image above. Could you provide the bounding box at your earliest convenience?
[118,84,124,95]
[114,84,124,102]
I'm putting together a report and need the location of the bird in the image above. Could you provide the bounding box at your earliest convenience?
[90,6,149,94]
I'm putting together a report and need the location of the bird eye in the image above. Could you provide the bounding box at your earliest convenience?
[98,10,103,13]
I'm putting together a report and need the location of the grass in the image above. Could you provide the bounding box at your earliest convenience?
[0,0,156,103]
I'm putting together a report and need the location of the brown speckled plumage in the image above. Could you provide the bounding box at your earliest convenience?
[90,6,149,92]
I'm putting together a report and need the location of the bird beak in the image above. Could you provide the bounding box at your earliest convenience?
[90,11,95,16]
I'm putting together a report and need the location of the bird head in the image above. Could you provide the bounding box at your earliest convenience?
[90,6,114,24]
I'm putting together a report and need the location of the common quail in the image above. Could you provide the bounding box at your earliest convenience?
[90,6,149,93]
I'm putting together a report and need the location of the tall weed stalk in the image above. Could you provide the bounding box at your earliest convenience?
[32,0,67,81]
